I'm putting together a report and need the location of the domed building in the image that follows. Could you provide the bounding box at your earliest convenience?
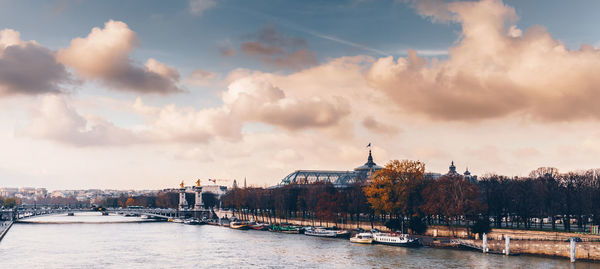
[353,150,383,174]
[278,150,383,188]
[445,161,477,182]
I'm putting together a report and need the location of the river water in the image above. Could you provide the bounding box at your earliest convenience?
[0,212,597,268]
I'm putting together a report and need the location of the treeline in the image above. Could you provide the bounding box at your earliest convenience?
[99,192,219,209]
[480,167,600,232]
[221,160,600,234]
[23,196,89,208]
[1,196,88,208]
[222,182,371,226]
[0,196,20,208]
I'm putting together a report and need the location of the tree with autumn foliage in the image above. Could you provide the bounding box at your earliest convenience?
[422,174,486,234]
[364,159,426,233]
[125,197,136,207]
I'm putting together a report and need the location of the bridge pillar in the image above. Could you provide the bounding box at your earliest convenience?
[194,186,203,210]
[178,188,188,210]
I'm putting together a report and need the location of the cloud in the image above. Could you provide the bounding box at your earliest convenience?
[189,0,216,16]
[368,0,600,121]
[513,147,540,158]
[224,76,351,130]
[408,0,457,22]
[218,42,235,57]
[241,24,317,70]
[0,29,71,96]
[185,69,218,86]
[361,116,401,135]
[57,20,181,94]
[146,103,242,143]
[19,95,139,146]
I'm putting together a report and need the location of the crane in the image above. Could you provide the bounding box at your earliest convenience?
[207,178,228,184]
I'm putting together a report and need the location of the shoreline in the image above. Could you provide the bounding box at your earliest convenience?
[0,221,13,242]
[15,220,162,224]
[205,218,600,263]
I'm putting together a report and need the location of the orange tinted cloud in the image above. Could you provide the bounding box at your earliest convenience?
[368,0,600,121]
[241,24,317,70]
[57,20,181,94]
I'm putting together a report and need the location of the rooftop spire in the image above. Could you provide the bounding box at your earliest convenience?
[449,161,457,174]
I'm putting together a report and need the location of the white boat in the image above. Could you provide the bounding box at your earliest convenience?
[184,219,205,225]
[229,221,250,230]
[335,230,351,238]
[171,218,185,223]
[372,232,420,247]
[304,227,337,237]
[350,233,373,244]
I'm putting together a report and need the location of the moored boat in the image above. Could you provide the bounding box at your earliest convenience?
[230,221,250,230]
[250,222,268,231]
[350,233,373,244]
[334,230,351,238]
[372,232,420,247]
[304,227,351,238]
[269,224,303,234]
[304,227,337,237]
[184,219,205,225]
[171,218,185,223]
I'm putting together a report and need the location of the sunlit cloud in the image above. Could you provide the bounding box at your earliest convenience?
[57,20,182,94]
[189,0,216,16]
[368,0,600,121]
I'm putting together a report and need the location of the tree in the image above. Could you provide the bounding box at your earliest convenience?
[422,174,485,235]
[155,192,178,208]
[529,167,560,179]
[364,159,426,233]
[125,197,135,207]
[4,197,18,208]
[202,192,218,209]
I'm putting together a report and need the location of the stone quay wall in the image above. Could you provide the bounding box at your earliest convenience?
[461,238,600,261]
[425,225,600,242]
[0,221,13,242]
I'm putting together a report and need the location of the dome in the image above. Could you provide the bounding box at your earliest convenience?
[354,150,383,172]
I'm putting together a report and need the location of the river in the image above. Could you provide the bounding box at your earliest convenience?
[0,212,597,268]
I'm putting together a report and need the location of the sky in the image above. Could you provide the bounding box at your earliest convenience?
[1,0,600,190]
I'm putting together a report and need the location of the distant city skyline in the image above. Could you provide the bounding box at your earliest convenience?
[1,0,600,189]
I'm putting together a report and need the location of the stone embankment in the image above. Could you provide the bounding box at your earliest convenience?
[425,225,600,242]
[214,210,600,261]
[457,238,600,261]
[0,221,13,242]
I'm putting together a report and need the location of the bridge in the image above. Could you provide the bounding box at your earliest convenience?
[1,207,215,223]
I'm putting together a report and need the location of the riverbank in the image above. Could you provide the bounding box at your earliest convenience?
[3,221,586,268]
[213,211,600,262]
[457,238,600,262]
[0,221,13,242]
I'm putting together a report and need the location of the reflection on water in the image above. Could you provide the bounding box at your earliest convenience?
[0,213,598,268]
